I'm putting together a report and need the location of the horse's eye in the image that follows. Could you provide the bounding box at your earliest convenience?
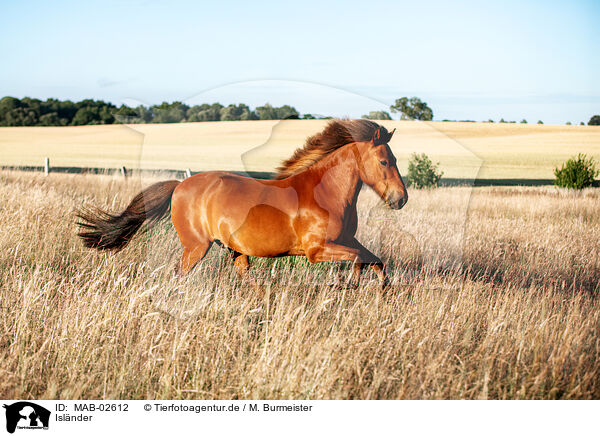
[380,160,388,167]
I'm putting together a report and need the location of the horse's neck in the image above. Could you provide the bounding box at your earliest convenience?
[305,145,362,212]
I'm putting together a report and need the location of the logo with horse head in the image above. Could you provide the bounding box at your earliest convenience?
[3,402,50,433]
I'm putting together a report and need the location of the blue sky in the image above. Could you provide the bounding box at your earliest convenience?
[1,0,598,123]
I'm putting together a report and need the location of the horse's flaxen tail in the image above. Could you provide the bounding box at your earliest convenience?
[76,180,180,251]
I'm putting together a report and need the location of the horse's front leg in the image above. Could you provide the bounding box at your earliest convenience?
[305,242,367,289]
[347,238,389,290]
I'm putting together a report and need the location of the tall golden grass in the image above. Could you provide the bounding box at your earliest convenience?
[0,171,598,399]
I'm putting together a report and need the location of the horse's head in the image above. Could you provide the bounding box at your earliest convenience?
[357,127,408,210]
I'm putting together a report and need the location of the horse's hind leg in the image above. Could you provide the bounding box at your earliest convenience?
[179,240,212,275]
[230,251,264,298]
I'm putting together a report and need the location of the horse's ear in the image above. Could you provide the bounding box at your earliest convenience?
[389,128,396,139]
[373,128,381,145]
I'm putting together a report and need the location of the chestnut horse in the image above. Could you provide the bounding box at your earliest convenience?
[77,119,408,293]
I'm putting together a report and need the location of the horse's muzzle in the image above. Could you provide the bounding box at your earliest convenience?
[386,192,408,210]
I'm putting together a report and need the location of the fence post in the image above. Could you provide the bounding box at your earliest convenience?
[44,157,49,176]
[185,168,192,178]
[120,166,128,178]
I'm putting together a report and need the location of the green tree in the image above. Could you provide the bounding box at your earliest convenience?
[362,111,392,120]
[0,96,21,121]
[554,154,599,189]
[520,119,527,124]
[276,105,299,119]
[537,120,544,124]
[113,105,140,123]
[21,97,41,120]
[0,97,35,125]
[220,103,257,121]
[71,107,101,125]
[406,153,443,189]
[4,107,38,126]
[256,103,278,120]
[134,105,154,123]
[151,101,189,123]
[38,112,62,126]
[99,105,115,124]
[187,103,223,122]
[43,98,77,124]
[70,99,116,125]
[255,103,299,120]
[589,115,600,126]
[390,97,433,121]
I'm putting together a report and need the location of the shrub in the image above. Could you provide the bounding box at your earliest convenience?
[554,154,599,189]
[407,153,443,189]
[362,111,392,120]
[589,115,600,126]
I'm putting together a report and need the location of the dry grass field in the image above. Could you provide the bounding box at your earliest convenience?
[1,120,599,179]
[1,170,598,399]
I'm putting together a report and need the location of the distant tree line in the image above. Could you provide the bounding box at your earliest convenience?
[0,97,302,126]
[3,95,598,127]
